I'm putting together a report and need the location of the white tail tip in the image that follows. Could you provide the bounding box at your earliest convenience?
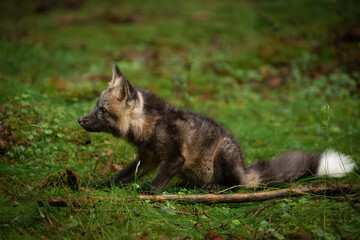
[317,150,355,178]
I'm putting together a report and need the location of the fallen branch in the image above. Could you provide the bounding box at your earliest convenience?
[42,183,359,207]
[138,183,358,203]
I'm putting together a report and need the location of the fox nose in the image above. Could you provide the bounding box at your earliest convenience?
[78,117,88,125]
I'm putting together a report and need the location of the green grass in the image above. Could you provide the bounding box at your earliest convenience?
[1,0,360,239]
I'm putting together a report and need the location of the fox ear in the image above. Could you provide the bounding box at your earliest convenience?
[110,64,135,101]
[110,64,124,87]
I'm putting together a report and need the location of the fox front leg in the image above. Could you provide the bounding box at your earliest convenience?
[87,159,139,188]
[89,155,158,189]
[145,156,185,195]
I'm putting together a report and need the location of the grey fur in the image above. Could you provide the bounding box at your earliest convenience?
[78,64,323,194]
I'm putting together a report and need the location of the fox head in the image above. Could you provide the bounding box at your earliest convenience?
[78,64,144,138]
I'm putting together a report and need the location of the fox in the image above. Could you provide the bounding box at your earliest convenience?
[78,64,355,194]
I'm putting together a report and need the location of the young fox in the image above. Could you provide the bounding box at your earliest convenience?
[78,64,355,194]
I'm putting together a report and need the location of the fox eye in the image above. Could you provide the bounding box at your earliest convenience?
[99,107,107,113]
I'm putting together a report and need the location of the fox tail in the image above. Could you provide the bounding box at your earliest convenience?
[245,150,355,186]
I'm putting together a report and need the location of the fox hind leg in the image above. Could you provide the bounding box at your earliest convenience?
[145,155,185,194]
[211,138,247,188]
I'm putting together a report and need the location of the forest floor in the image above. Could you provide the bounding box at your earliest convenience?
[1,0,360,239]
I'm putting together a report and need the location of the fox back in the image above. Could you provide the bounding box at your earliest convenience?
[78,65,355,194]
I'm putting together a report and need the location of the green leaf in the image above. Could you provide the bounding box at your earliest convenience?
[231,219,240,226]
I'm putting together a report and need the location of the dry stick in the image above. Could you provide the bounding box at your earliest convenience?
[35,170,69,190]
[253,199,285,216]
[43,183,359,207]
[141,220,165,226]
[207,210,248,231]
[71,209,125,213]
[244,223,258,236]
[332,222,345,239]
[338,187,360,213]
[152,203,195,216]
[268,212,272,230]
[208,201,275,232]
[138,183,358,203]
[93,157,100,173]
[34,173,54,190]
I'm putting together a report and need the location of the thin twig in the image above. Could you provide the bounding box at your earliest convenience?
[71,209,125,213]
[153,204,195,216]
[42,183,360,208]
[268,212,272,229]
[207,206,255,231]
[339,187,360,213]
[140,220,164,225]
[244,223,258,236]
[138,183,359,203]
[332,222,345,239]
[34,173,53,190]
[253,199,284,216]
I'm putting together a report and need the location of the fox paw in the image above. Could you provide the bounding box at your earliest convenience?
[203,184,226,192]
